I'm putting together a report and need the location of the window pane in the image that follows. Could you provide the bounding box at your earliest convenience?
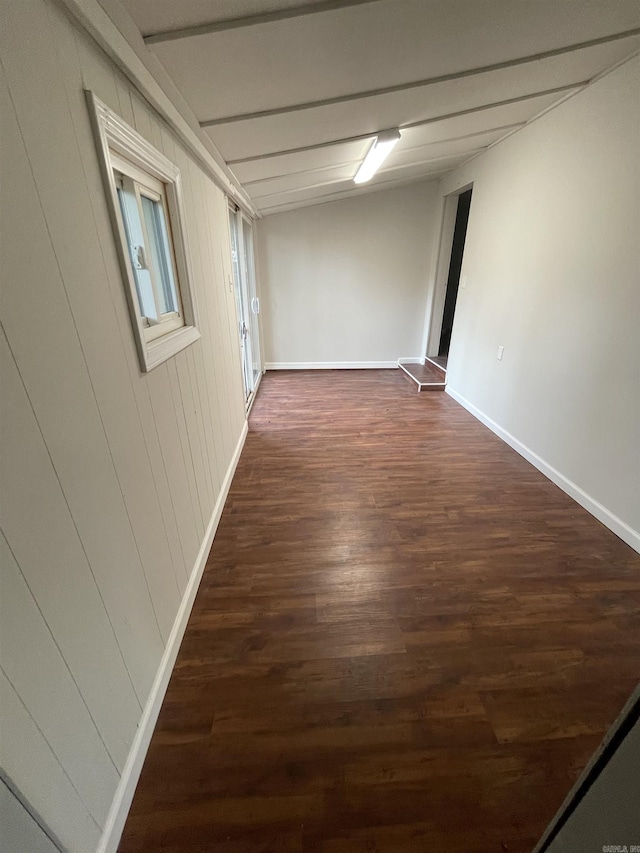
[141,195,179,316]
[116,185,157,321]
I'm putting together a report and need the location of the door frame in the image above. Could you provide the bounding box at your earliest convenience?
[422,182,473,359]
[228,203,253,404]
[240,212,262,391]
[228,202,263,411]
[533,684,640,852]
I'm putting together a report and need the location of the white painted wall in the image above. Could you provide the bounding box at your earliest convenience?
[438,56,640,549]
[0,1,248,850]
[256,181,441,367]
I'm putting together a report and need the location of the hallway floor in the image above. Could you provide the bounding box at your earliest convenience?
[119,369,640,853]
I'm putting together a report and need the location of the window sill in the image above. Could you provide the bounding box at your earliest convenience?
[141,324,201,372]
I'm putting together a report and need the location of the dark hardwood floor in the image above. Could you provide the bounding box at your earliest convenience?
[119,369,640,853]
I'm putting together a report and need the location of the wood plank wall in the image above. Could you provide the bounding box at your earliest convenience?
[0,1,248,848]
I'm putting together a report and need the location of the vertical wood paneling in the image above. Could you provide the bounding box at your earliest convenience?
[171,140,226,493]
[169,132,220,510]
[0,327,140,771]
[180,147,227,502]
[73,11,122,114]
[37,2,182,644]
[188,156,233,483]
[0,11,164,702]
[0,532,119,825]
[1,0,251,849]
[146,364,202,574]
[176,349,214,521]
[173,133,214,517]
[50,6,190,592]
[167,357,207,537]
[122,91,209,548]
[0,671,102,853]
[186,169,229,458]
[189,344,221,495]
[113,74,136,126]
[129,90,154,140]
[0,87,143,774]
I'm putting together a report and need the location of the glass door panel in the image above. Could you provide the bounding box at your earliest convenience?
[229,206,262,405]
[228,208,252,402]
[241,216,262,387]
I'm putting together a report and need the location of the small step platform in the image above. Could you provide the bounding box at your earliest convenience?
[425,355,448,372]
[397,359,446,391]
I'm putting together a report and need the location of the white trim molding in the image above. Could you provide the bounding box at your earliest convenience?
[86,91,201,372]
[397,357,424,365]
[265,361,398,370]
[446,387,640,553]
[56,0,258,217]
[97,420,249,853]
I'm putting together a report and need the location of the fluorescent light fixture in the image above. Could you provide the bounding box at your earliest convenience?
[353,129,401,184]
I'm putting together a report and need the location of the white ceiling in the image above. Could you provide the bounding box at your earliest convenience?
[120,0,640,214]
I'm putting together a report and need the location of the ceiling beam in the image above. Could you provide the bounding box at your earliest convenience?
[225,83,584,165]
[144,0,384,44]
[200,27,640,127]
[256,170,453,213]
[241,122,525,186]
[244,161,363,187]
[388,121,526,154]
[248,150,483,199]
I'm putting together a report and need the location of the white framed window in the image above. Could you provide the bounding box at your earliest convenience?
[86,91,200,372]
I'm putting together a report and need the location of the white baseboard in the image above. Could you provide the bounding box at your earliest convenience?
[97,420,249,853]
[397,357,425,366]
[265,361,398,370]
[446,387,640,553]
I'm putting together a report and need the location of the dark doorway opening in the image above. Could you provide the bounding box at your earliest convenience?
[438,188,472,357]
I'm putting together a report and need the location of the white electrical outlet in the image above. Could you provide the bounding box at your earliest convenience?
[497,346,504,361]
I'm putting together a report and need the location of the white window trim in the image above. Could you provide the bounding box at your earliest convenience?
[113,164,185,341]
[85,90,200,372]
